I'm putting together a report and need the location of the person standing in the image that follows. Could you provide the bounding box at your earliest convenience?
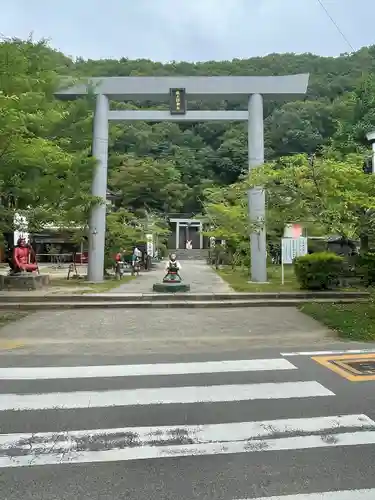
[114,250,123,279]
[131,246,141,276]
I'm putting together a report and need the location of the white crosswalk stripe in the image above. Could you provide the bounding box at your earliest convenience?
[281,349,375,356]
[0,381,334,411]
[240,490,375,499]
[1,414,374,468]
[1,356,374,498]
[0,358,297,379]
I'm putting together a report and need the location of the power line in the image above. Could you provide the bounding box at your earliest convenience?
[316,0,355,52]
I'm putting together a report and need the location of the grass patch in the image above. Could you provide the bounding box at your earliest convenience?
[51,276,135,294]
[300,301,375,341]
[216,265,364,293]
[216,265,299,292]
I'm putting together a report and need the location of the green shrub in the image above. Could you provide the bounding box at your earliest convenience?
[357,250,375,286]
[293,252,344,290]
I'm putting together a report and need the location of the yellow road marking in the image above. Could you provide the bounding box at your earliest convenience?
[0,341,25,351]
[312,353,375,381]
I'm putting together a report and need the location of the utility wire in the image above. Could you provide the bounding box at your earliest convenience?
[316,0,355,52]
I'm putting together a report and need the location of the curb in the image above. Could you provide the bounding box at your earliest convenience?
[0,291,369,303]
[0,298,369,310]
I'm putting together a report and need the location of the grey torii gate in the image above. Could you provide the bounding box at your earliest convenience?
[55,75,309,283]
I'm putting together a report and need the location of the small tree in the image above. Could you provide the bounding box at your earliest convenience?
[247,153,375,247]
[104,209,145,271]
[201,183,251,267]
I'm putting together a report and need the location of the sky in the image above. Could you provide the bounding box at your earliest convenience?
[1,0,375,62]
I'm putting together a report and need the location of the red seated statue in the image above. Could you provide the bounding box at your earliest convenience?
[13,238,38,273]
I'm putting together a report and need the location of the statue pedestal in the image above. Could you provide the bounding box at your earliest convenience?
[153,271,190,293]
[153,281,190,292]
[0,274,50,291]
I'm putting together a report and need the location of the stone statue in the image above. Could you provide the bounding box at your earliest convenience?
[11,238,38,274]
[152,252,190,292]
[164,253,181,280]
[185,239,193,250]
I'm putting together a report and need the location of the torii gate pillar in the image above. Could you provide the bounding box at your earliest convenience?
[89,94,109,282]
[248,93,266,283]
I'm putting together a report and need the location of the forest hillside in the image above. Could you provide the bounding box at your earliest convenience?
[2,38,375,217]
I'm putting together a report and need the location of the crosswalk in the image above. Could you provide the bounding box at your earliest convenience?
[1,356,375,499]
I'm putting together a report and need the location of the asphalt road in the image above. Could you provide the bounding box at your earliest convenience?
[1,346,375,500]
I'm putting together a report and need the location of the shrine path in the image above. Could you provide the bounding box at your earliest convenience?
[0,260,338,358]
[111,259,233,293]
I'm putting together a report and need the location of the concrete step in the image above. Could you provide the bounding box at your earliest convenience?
[172,249,209,260]
[0,297,369,310]
[0,291,369,303]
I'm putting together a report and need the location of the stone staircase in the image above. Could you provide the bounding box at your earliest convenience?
[173,249,209,260]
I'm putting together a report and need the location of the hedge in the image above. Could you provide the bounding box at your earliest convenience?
[293,252,344,290]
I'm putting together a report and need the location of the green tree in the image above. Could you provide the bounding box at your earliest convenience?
[331,74,375,154]
[248,154,375,247]
[265,100,336,158]
[0,37,95,235]
[202,183,250,265]
[109,154,188,212]
[104,209,144,269]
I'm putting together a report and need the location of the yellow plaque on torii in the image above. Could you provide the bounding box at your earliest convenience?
[170,88,186,115]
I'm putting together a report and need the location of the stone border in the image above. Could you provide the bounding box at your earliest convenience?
[0,291,368,302]
[0,297,369,311]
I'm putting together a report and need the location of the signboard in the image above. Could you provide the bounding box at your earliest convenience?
[281,237,308,284]
[170,88,186,115]
[282,237,308,264]
[146,234,154,257]
[13,213,29,245]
